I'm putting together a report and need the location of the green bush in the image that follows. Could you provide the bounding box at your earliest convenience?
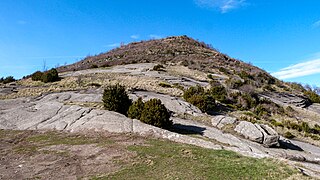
[31,68,60,83]
[159,82,172,88]
[207,74,213,80]
[209,85,227,102]
[153,64,165,71]
[102,84,132,115]
[0,76,16,84]
[91,64,99,68]
[301,122,310,133]
[238,71,254,80]
[128,97,145,119]
[42,68,60,83]
[183,85,205,100]
[270,119,284,127]
[284,131,295,139]
[183,85,216,113]
[140,98,172,129]
[187,94,215,113]
[31,71,44,81]
[254,104,269,117]
[304,90,320,103]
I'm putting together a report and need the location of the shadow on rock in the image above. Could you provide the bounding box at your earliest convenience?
[170,124,206,135]
[279,139,304,151]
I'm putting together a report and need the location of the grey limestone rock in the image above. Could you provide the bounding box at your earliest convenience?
[211,115,237,129]
[235,121,280,147]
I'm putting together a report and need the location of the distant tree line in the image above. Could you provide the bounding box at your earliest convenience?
[0,76,16,84]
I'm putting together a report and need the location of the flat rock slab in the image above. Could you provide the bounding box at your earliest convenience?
[60,63,209,88]
[211,115,237,129]
[129,91,203,116]
[0,92,221,152]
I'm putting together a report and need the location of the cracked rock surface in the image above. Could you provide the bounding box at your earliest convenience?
[1,91,320,177]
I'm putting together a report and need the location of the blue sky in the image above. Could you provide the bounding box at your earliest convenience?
[0,0,319,86]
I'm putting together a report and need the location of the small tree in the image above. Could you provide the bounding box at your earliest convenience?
[42,68,60,83]
[103,84,132,115]
[140,98,172,129]
[31,68,60,83]
[183,85,216,113]
[31,71,44,81]
[128,97,145,119]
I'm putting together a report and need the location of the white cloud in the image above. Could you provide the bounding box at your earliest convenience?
[313,20,320,28]
[272,58,320,79]
[105,43,120,48]
[130,34,139,39]
[149,34,162,39]
[195,0,247,13]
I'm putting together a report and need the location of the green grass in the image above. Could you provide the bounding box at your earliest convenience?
[94,139,298,180]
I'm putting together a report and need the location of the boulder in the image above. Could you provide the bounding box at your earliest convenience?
[234,121,264,143]
[211,115,237,129]
[257,124,279,147]
[234,121,279,147]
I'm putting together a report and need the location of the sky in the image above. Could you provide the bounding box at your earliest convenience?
[0,0,319,86]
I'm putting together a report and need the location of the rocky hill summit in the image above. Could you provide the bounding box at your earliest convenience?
[1,36,320,178]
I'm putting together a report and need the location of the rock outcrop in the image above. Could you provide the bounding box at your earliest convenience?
[1,91,320,177]
[260,92,311,108]
[234,121,279,147]
[211,115,237,129]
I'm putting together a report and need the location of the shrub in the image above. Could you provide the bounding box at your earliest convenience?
[238,71,253,80]
[304,90,320,103]
[31,71,44,81]
[128,97,145,119]
[183,85,216,113]
[31,68,60,83]
[284,131,295,139]
[209,85,227,102]
[153,64,165,71]
[270,119,284,127]
[301,122,310,133]
[159,82,172,88]
[91,64,99,68]
[289,82,305,92]
[140,98,172,129]
[42,68,60,83]
[0,76,16,84]
[187,94,215,113]
[207,74,213,80]
[218,67,229,74]
[254,104,269,117]
[183,85,205,100]
[102,84,132,115]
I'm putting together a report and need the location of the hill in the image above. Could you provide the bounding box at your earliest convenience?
[58,35,314,107]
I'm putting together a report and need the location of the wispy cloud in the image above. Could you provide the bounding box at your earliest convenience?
[130,34,140,39]
[272,57,320,79]
[149,34,162,39]
[105,43,120,48]
[195,0,247,13]
[313,20,320,28]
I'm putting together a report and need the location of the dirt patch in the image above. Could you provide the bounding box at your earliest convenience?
[0,129,146,179]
